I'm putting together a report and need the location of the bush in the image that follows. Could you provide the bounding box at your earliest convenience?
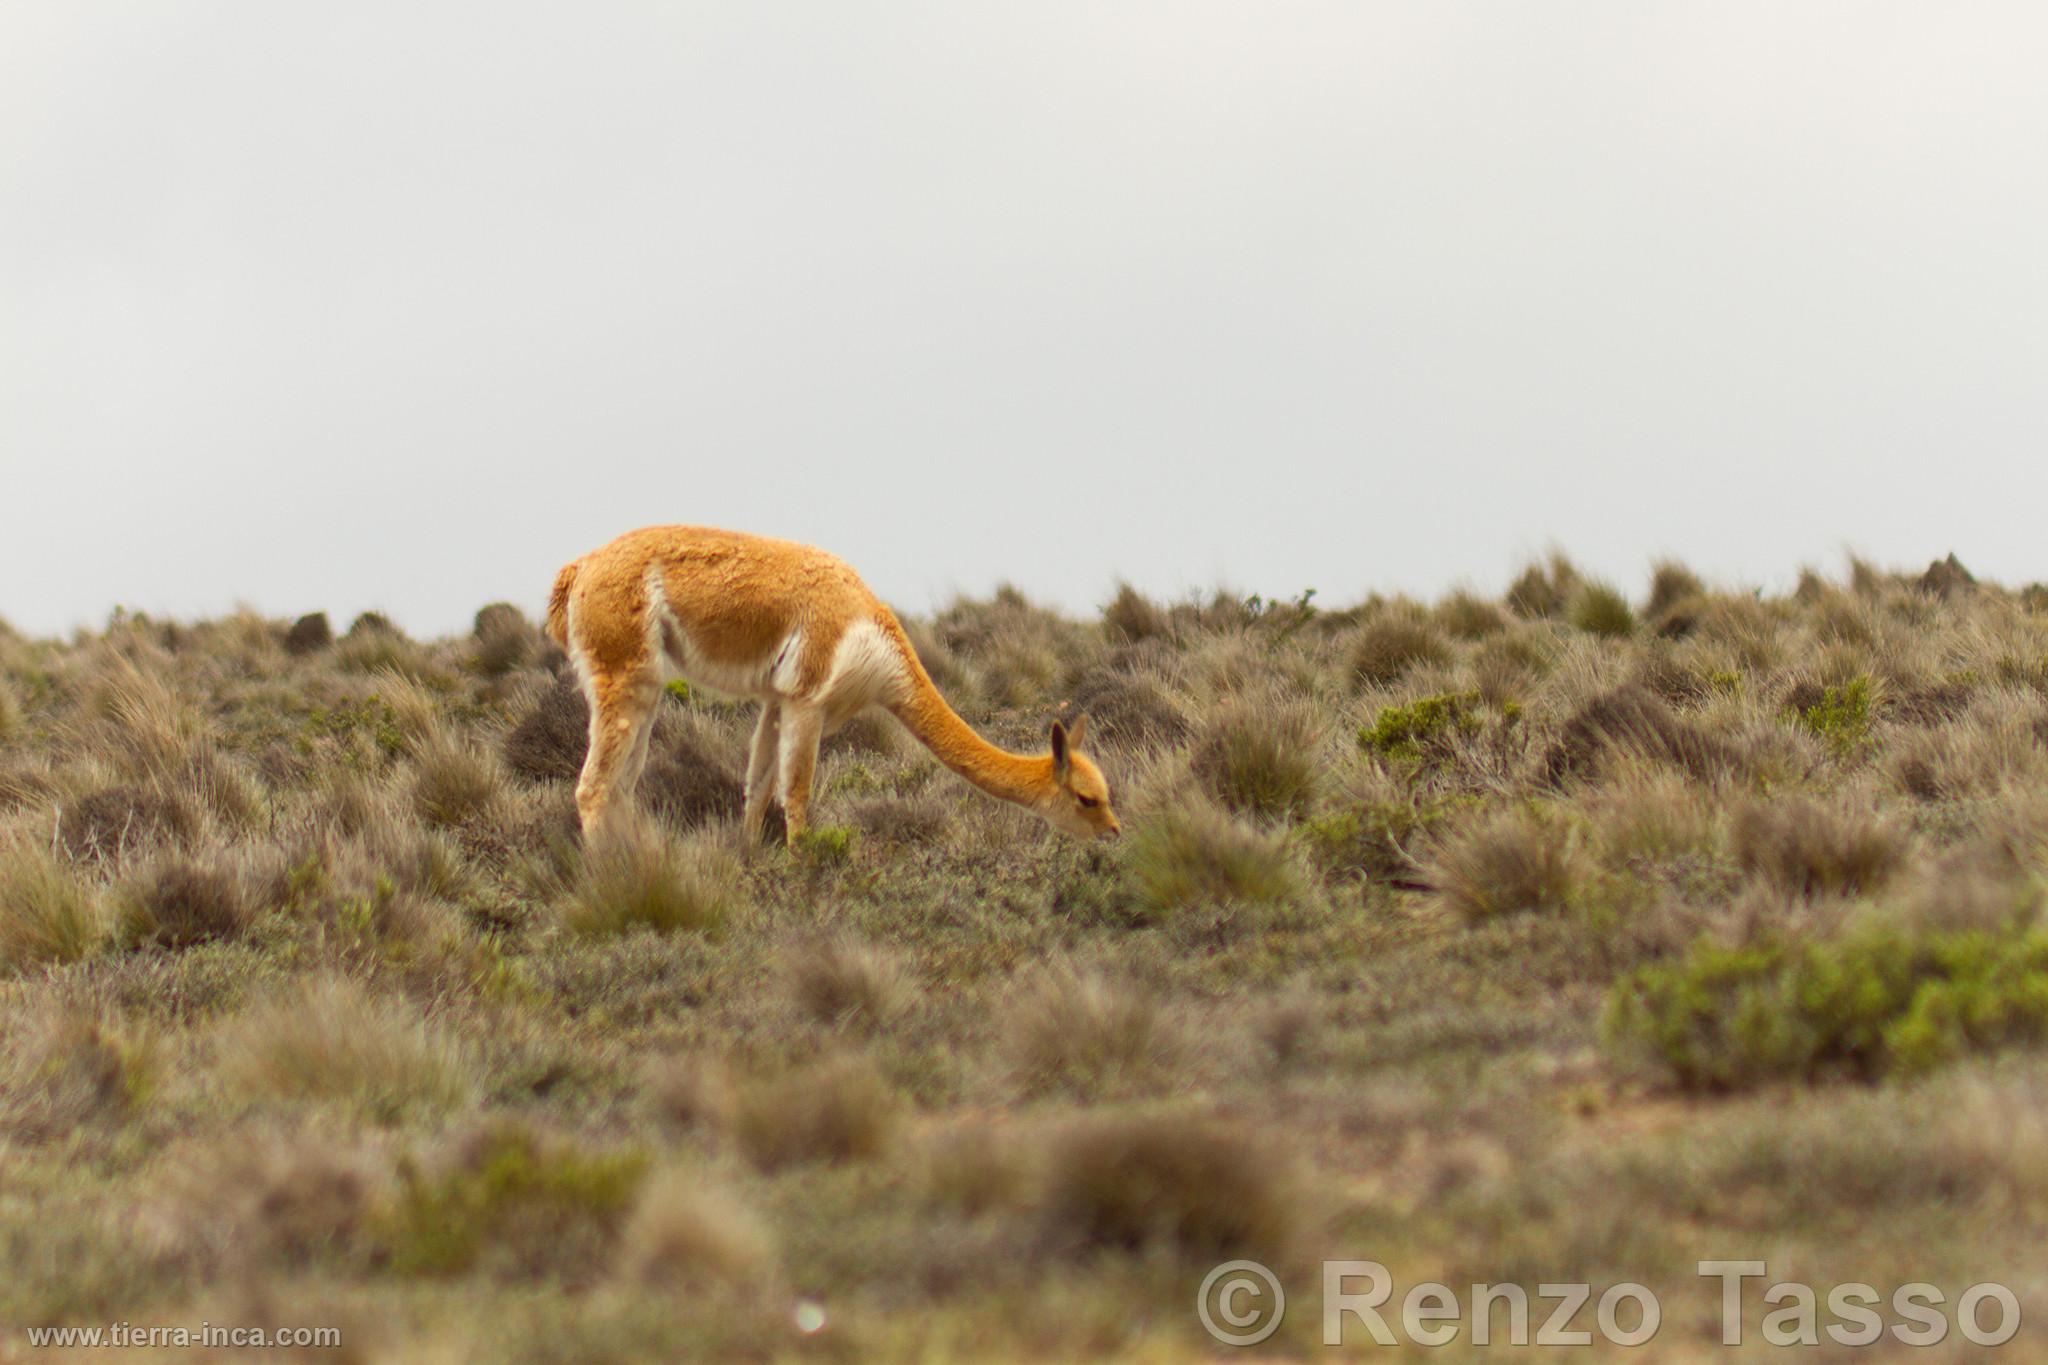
[0,844,108,969]
[1358,691,1480,764]
[1791,676,1874,756]
[1425,806,1583,922]
[726,1056,899,1171]
[1567,581,1636,638]
[284,612,333,655]
[1606,923,2048,1088]
[558,826,740,939]
[383,1124,647,1278]
[1040,1115,1298,1261]
[1124,800,1305,914]
[504,679,590,782]
[1732,797,1908,900]
[1190,699,1320,819]
[1350,616,1450,687]
[1300,798,1464,885]
[472,603,536,676]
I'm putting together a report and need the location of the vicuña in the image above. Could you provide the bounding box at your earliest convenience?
[545,526,1121,846]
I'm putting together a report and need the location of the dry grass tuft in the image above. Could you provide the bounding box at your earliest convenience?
[849,792,954,847]
[1732,797,1910,899]
[1507,554,1581,618]
[1190,697,1321,819]
[1542,684,1741,788]
[558,823,740,939]
[117,853,256,949]
[1102,583,1170,644]
[1434,590,1509,640]
[785,934,913,1030]
[0,1005,155,1141]
[1007,964,1173,1098]
[1124,799,1306,913]
[617,1169,777,1291]
[1064,670,1189,749]
[1426,806,1585,922]
[0,674,22,740]
[0,843,109,969]
[58,783,202,862]
[1040,1115,1300,1261]
[1567,581,1637,637]
[1646,561,1706,619]
[218,975,474,1120]
[1350,615,1450,686]
[411,733,502,828]
[726,1056,899,1171]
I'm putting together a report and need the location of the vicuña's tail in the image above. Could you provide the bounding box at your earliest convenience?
[544,559,580,649]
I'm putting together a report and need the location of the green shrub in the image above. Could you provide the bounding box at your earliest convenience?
[1357,691,1482,763]
[1124,800,1305,914]
[383,1124,647,1276]
[1792,677,1874,756]
[1299,798,1466,884]
[1606,924,2048,1088]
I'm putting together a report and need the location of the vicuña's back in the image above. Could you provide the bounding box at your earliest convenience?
[546,526,1120,847]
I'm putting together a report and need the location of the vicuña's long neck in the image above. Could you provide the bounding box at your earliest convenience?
[883,623,1051,809]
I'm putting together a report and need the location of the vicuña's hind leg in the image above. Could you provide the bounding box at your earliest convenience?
[742,700,782,844]
[575,674,659,841]
[775,701,825,843]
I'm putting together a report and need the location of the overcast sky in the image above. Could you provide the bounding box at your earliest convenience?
[4,4,2045,637]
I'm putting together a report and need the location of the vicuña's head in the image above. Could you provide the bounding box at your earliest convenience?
[1041,717,1120,839]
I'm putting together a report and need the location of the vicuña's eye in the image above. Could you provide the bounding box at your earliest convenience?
[1076,795,1100,809]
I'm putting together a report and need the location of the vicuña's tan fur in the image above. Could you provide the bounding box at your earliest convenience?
[546,526,1121,846]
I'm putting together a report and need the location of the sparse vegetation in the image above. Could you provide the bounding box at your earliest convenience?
[2,557,2046,1356]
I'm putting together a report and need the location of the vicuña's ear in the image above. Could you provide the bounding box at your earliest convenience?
[1066,714,1088,750]
[1049,719,1071,779]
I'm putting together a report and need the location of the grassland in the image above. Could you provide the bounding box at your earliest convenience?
[2,553,2046,1361]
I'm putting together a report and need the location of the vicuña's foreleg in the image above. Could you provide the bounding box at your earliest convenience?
[743,701,782,843]
[775,701,825,843]
[575,676,658,842]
